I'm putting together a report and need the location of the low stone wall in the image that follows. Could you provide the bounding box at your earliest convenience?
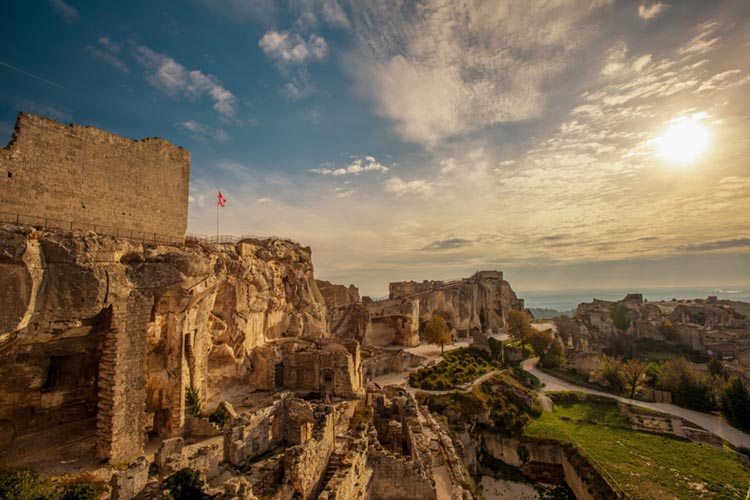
[362,349,425,381]
[224,397,286,466]
[481,434,623,500]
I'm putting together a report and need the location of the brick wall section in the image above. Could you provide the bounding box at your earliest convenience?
[0,113,189,242]
[97,292,151,462]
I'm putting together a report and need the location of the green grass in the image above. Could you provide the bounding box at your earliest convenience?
[409,347,501,390]
[526,398,750,500]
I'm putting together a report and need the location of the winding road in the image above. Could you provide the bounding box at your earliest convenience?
[522,356,750,449]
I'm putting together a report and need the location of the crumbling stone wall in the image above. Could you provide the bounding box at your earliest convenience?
[248,339,364,398]
[0,113,190,242]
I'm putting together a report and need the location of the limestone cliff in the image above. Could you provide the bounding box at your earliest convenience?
[316,280,370,342]
[388,270,525,337]
[0,227,327,462]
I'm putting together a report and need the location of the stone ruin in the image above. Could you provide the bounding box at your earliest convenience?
[0,113,533,499]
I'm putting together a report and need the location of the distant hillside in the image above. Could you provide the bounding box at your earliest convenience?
[529,307,573,319]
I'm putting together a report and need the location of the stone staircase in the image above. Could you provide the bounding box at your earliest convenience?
[321,452,343,488]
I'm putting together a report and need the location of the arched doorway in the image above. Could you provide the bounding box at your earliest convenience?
[320,368,334,396]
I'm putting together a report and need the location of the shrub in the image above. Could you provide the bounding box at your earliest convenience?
[0,465,52,500]
[164,468,204,500]
[185,386,203,417]
[610,304,631,331]
[208,404,232,428]
[722,377,750,431]
[60,482,99,500]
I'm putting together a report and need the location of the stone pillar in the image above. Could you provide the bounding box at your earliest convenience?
[97,292,151,462]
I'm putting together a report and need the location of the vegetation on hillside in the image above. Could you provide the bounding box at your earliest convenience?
[526,395,750,500]
[409,347,502,390]
[0,466,103,500]
[417,370,541,435]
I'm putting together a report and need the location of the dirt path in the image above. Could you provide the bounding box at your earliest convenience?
[522,357,750,449]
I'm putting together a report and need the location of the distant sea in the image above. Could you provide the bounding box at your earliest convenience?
[518,286,750,312]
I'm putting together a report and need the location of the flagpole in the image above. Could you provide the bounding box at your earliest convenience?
[216,193,219,239]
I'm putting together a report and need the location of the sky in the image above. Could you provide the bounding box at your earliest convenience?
[1,0,749,297]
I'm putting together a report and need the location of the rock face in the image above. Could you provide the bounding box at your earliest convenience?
[386,270,524,339]
[318,271,526,348]
[316,280,370,342]
[0,227,327,463]
[567,295,750,376]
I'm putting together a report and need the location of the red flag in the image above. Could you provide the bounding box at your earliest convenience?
[217,190,226,207]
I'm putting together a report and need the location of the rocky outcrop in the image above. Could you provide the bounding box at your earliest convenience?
[0,226,327,463]
[388,271,524,338]
[316,280,370,343]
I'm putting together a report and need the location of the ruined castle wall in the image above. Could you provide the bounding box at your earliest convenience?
[367,444,436,500]
[0,113,189,242]
[318,435,372,500]
[284,408,335,499]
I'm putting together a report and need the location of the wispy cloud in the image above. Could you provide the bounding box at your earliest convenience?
[679,238,750,252]
[384,177,432,197]
[132,44,237,117]
[49,0,79,23]
[638,2,668,21]
[282,69,319,100]
[259,30,328,65]
[14,99,72,122]
[311,156,389,175]
[345,0,613,146]
[178,120,229,142]
[421,238,473,251]
[86,37,130,73]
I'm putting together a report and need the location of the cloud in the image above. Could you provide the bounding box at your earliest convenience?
[384,177,432,197]
[311,156,390,175]
[178,120,230,142]
[259,30,328,65]
[49,0,79,23]
[132,44,237,116]
[294,0,350,29]
[345,0,612,146]
[86,38,130,73]
[196,0,277,24]
[15,100,72,122]
[282,69,318,100]
[638,2,668,21]
[679,238,750,252]
[422,238,473,251]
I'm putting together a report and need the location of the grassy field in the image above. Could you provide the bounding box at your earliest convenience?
[525,397,750,499]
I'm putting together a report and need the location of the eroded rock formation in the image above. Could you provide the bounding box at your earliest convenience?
[0,227,327,462]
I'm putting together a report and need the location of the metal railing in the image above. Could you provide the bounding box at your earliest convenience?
[0,211,303,248]
[0,211,183,245]
[185,233,301,246]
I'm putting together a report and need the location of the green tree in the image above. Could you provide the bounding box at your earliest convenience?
[708,356,725,378]
[610,304,631,331]
[507,310,534,355]
[659,358,715,411]
[621,358,647,398]
[540,340,565,369]
[424,314,451,354]
[527,329,553,357]
[591,355,625,393]
[164,468,204,500]
[721,377,750,431]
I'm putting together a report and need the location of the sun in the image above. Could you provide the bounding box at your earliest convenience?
[656,115,709,164]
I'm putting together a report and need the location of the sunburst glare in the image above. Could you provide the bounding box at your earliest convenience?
[656,114,709,164]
